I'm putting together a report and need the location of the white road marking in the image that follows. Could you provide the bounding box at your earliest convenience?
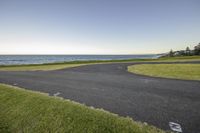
[118,66,122,69]
[53,92,61,97]
[169,122,182,133]
[90,106,94,109]
[91,87,99,90]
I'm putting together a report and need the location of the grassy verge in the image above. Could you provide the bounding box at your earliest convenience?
[0,56,199,71]
[0,64,87,71]
[0,59,151,71]
[128,64,200,81]
[0,84,164,133]
[158,55,200,61]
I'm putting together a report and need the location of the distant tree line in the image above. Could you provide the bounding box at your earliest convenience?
[167,43,200,57]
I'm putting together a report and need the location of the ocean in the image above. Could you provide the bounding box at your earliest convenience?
[0,55,158,65]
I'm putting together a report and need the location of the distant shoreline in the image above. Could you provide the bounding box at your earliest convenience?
[0,54,158,65]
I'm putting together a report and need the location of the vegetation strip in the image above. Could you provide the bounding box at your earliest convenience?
[128,64,200,81]
[0,84,164,133]
[0,56,199,71]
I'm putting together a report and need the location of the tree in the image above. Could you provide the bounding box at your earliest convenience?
[185,47,190,56]
[169,49,174,57]
[194,43,200,55]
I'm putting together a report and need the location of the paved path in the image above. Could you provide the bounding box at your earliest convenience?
[0,62,200,133]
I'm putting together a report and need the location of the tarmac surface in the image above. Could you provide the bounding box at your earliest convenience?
[0,62,200,133]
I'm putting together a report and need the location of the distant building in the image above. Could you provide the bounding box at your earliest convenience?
[173,50,185,56]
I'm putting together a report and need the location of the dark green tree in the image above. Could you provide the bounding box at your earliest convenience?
[185,47,190,56]
[169,49,174,57]
[194,43,200,55]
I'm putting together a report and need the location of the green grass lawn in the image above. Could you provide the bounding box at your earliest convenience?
[0,59,152,71]
[0,56,199,71]
[158,55,200,61]
[0,84,164,133]
[128,64,200,81]
[0,63,87,71]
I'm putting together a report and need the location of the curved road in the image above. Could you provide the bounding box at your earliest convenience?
[0,62,200,133]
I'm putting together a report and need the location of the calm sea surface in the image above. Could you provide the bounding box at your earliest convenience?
[0,55,158,65]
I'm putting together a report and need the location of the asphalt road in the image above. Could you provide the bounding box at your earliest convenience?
[0,62,200,133]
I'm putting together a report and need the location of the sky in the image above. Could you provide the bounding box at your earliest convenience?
[0,0,200,55]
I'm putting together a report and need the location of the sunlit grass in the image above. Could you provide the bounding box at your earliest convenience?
[0,64,86,71]
[158,55,200,61]
[128,64,200,80]
[0,84,164,133]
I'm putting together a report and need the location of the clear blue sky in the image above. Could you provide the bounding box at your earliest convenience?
[0,0,200,54]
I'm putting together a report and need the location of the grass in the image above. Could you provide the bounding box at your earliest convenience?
[0,56,199,71]
[0,64,87,71]
[0,59,153,71]
[0,84,165,133]
[128,64,200,81]
[158,55,200,61]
